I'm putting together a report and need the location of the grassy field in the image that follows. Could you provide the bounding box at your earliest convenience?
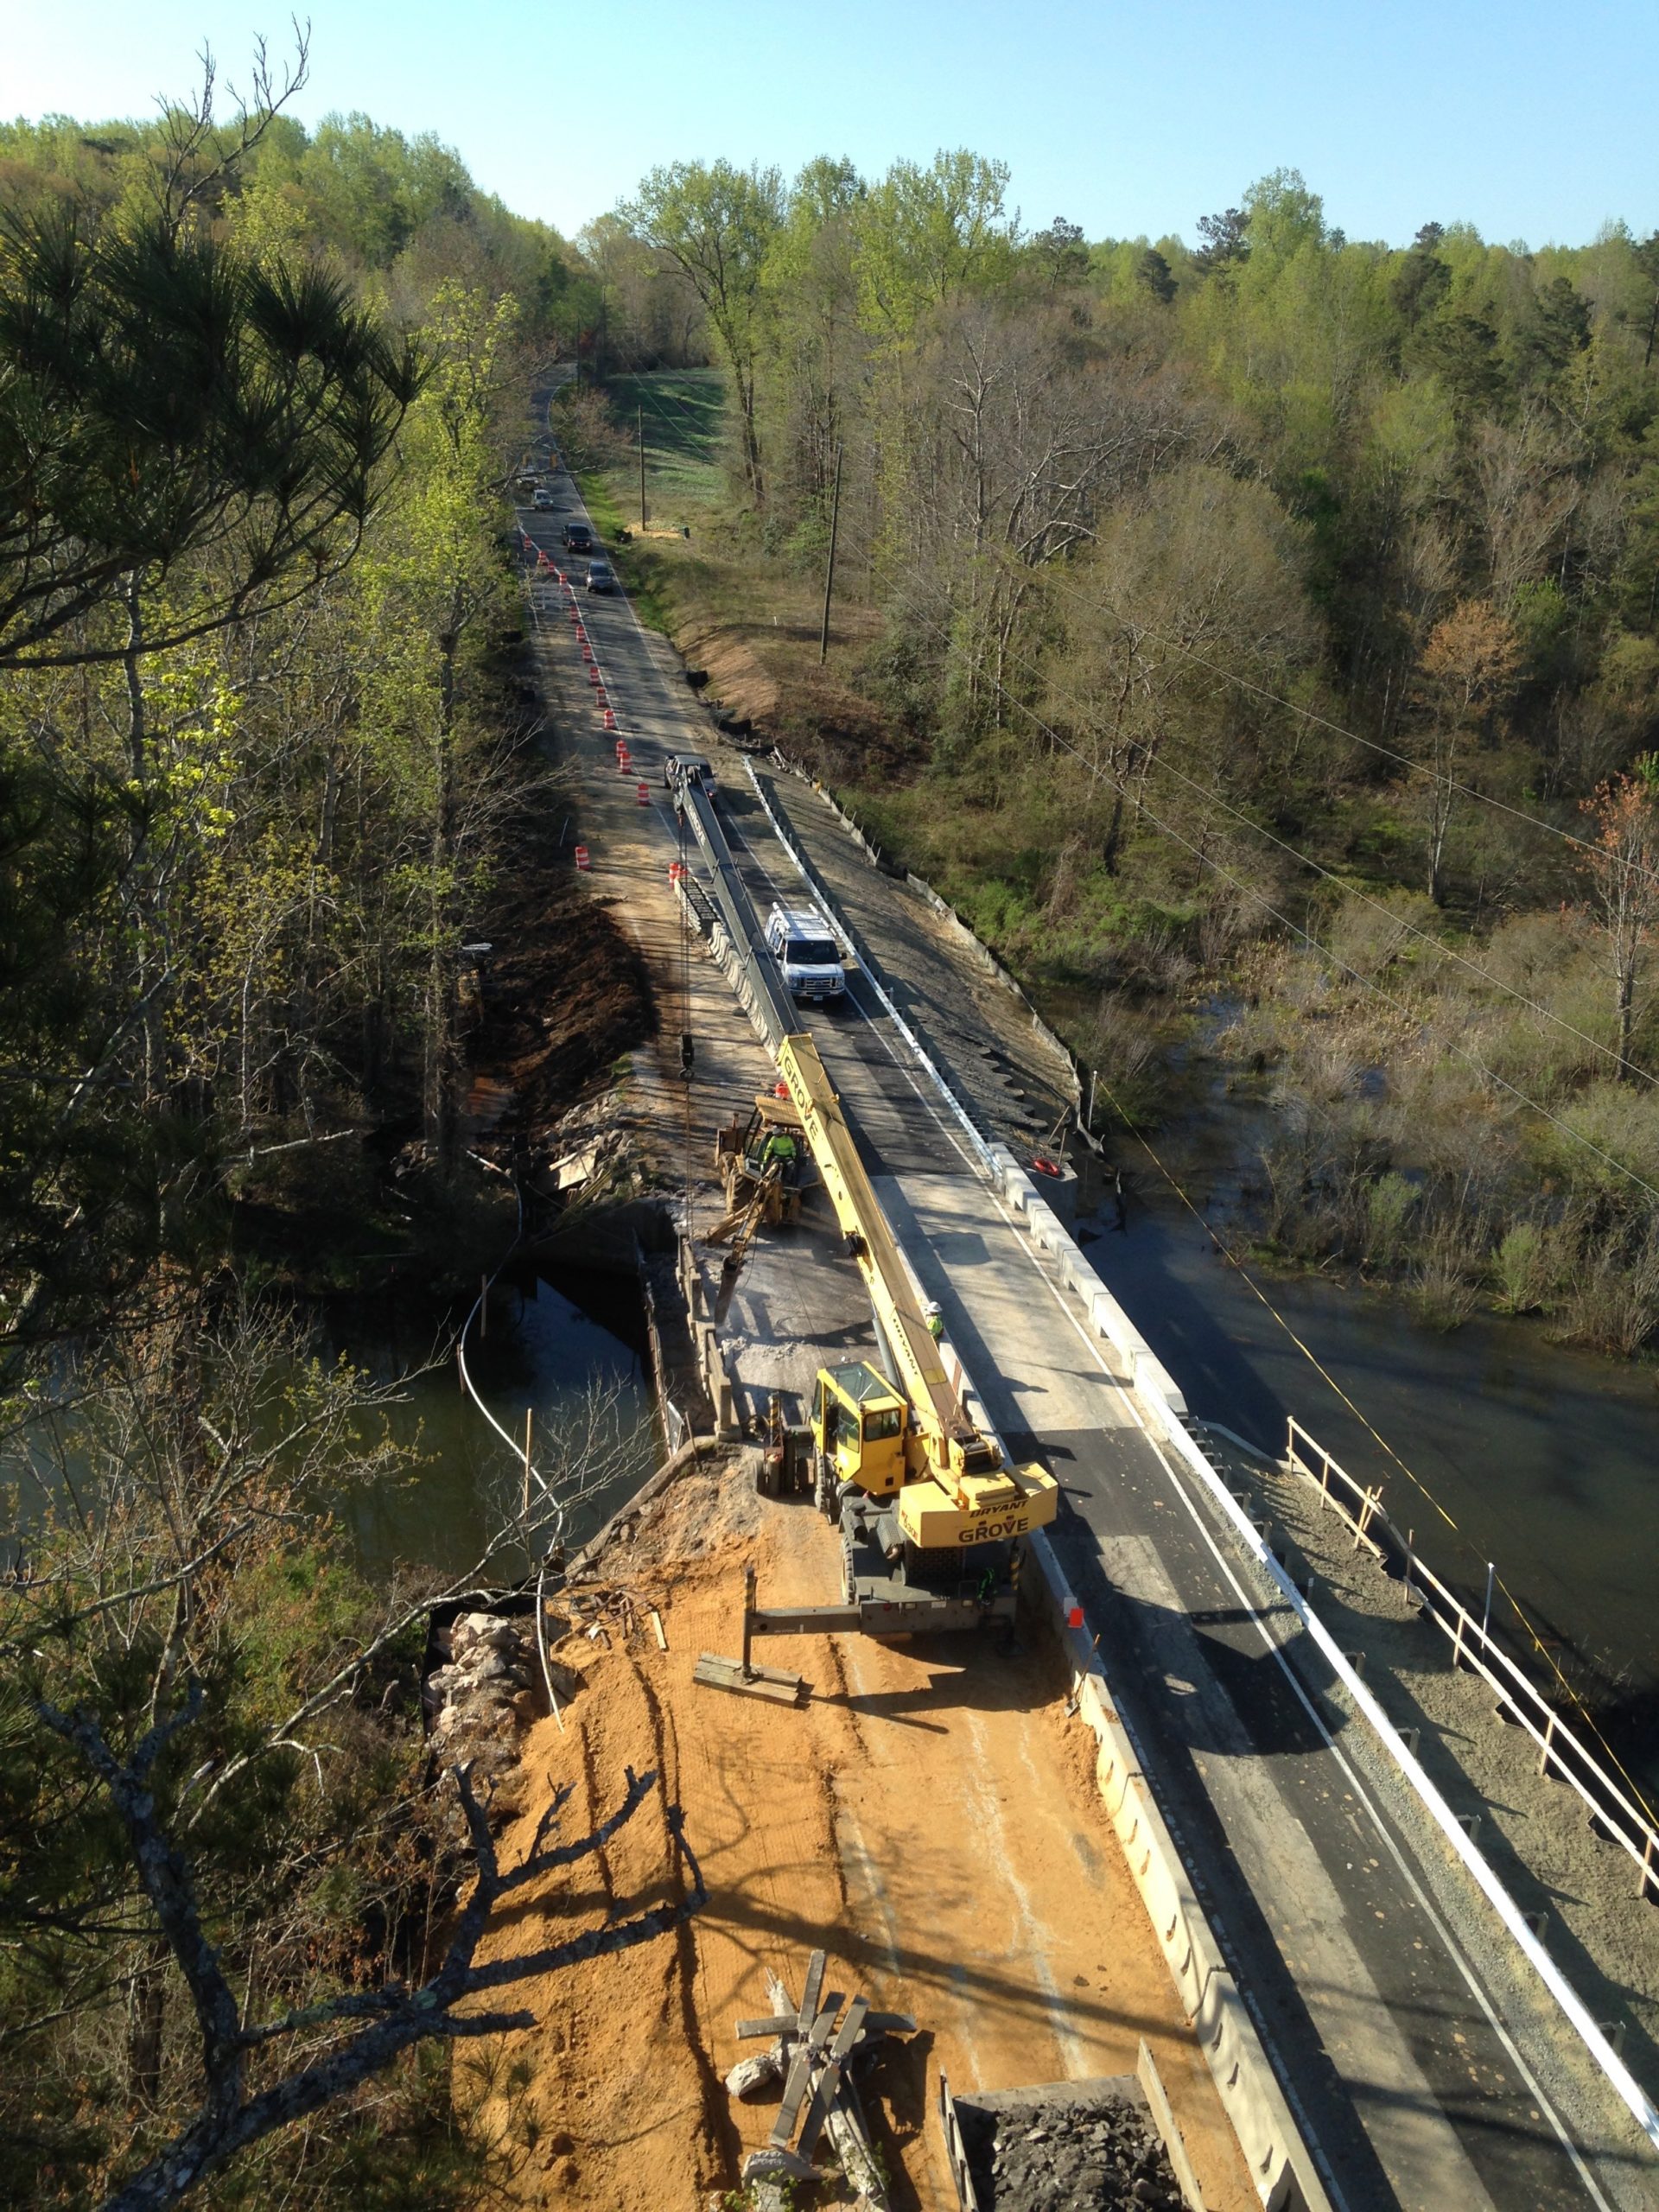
[602,370,728,528]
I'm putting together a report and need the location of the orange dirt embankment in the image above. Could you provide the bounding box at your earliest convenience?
[466,1455,1253,2211]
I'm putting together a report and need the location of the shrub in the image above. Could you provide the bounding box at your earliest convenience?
[1364,1171,1417,1267]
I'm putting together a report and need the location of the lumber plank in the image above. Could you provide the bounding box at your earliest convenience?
[769,2001,839,2149]
[798,1948,827,2032]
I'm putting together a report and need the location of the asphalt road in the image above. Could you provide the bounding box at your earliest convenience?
[513,392,1637,2212]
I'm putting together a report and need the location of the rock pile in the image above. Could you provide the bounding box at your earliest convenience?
[425,1611,541,1828]
[970,2096,1182,2211]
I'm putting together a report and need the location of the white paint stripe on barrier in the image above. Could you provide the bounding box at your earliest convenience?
[1028,1528,1332,2212]
[739,747,1656,2168]
[683,838,1331,2206]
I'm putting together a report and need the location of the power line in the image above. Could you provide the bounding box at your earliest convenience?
[947,590,1659,1095]
[1007,547,1659,892]
[883,573,1659,1208]
[1090,1055,1659,1828]
[863,556,1659,1808]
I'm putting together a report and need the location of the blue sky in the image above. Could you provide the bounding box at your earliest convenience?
[7,0,1656,249]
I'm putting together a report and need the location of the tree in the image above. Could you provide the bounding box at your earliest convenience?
[1580,760,1659,1078]
[1030,216,1089,288]
[1136,246,1177,305]
[853,149,1015,341]
[2,1305,700,2210]
[1631,231,1659,371]
[0,197,422,671]
[1391,233,1451,327]
[48,1713,702,2212]
[1414,598,1521,902]
[621,160,784,500]
[1192,206,1249,274]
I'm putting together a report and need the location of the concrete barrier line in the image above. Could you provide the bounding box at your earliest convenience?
[1016,1192,1659,2152]
[1030,1530,1333,2212]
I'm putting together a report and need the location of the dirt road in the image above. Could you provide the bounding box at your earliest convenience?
[467,1463,1252,2209]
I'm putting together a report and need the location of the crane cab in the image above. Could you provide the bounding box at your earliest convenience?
[811,1362,907,1499]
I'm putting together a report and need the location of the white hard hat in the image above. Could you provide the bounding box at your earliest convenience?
[924,1300,942,1317]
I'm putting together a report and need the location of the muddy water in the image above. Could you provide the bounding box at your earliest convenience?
[334,1264,659,1584]
[1084,1173,1659,1749]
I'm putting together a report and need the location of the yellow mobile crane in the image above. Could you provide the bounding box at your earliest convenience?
[771,1033,1058,1630]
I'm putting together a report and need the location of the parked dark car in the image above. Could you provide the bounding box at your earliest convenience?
[562,520,594,553]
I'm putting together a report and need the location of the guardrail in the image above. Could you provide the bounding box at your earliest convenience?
[1151,1399,1659,2154]
[675,775,796,1048]
[1282,1416,1659,1904]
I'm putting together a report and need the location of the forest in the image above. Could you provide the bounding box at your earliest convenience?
[0,56,679,2212]
[6,54,1659,2212]
[576,151,1659,1354]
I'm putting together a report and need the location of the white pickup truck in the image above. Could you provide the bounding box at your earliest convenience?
[765,903,847,1003]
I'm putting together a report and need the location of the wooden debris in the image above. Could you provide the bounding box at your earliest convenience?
[693,1651,808,1703]
[649,1606,668,1651]
[728,1952,906,2211]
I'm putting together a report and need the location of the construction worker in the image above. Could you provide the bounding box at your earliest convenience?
[764,1128,798,1181]
[925,1300,944,1343]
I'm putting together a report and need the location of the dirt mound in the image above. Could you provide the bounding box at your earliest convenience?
[466,791,656,1148]
[457,1458,1251,2211]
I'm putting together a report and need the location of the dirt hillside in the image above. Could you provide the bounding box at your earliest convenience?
[461,1457,1253,2210]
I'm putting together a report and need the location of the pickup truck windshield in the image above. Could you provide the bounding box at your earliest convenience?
[786,938,838,965]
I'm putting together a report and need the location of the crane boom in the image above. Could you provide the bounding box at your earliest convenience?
[778,1034,984,1467]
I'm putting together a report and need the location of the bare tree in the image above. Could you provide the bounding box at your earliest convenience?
[1414,598,1520,903]
[45,1690,703,2212]
[1580,761,1659,1078]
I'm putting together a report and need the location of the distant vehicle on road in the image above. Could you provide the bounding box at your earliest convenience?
[516,474,538,495]
[531,486,554,511]
[562,520,594,552]
[585,559,615,594]
[765,903,846,1003]
[664,753,716,796]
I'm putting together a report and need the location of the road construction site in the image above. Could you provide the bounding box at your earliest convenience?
[490,385,1659,2212]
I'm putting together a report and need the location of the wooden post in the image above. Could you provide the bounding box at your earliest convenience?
[1452,1606,1465,1671]
[1639,1831,1654,1902]
[522,1408,533,1525]
[741,1565,756,1681]
[1538,1711,1557,1778]
[1405,1527,1415,1603]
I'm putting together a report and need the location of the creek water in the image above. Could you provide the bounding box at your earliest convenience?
[1084,1166,1659,1765]
[333,1264,660,1585]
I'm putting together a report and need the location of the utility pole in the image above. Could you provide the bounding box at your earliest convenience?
[639,405,647,529]
[818,441,843,666]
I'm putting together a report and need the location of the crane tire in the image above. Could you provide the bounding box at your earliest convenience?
[841,1532,857,1606]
